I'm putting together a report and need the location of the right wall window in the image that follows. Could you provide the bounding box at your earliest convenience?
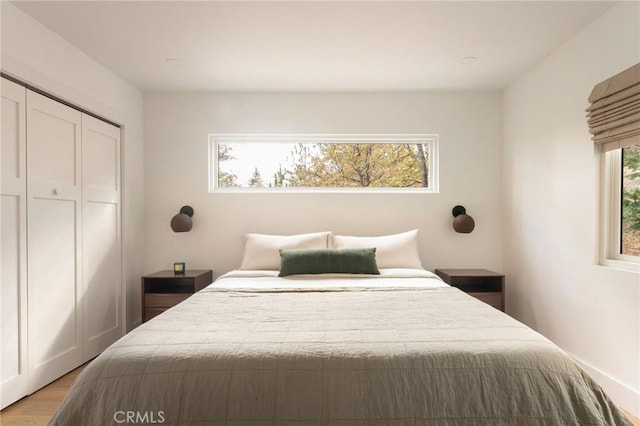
[621,145,640,257]
[587,63,640,270]
[602,145,640,269]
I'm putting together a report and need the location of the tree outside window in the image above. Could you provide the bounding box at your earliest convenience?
[211,136,437,192]
[622,145,640,256]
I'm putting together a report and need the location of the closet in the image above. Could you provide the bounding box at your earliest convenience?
[1,77,122,408]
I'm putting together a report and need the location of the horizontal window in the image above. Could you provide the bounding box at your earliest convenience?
[209,135,438,192]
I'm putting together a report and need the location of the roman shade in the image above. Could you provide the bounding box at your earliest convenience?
[586,63,640,152]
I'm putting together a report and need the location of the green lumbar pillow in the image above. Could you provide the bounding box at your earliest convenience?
[278,248,380,277]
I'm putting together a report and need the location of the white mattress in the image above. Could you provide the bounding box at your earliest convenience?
[209,268,450,291]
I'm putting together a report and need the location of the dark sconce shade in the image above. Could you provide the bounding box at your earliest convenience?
[452,205,475,233]
[170,205,194,233]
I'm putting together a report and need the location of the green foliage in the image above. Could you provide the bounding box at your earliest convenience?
[217,141,430,189]
[624,145,640,180]
[218,144,234,161]
[272,164,287,188]
[286,143,429,188]
[623,145,640,234]
[248,167,265,187]
[217,144,239,187]
[218,171,239,188]
[623,188,640,232]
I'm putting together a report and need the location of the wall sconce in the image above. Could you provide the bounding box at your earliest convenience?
[452,205,475,233]
[170,205,194,232]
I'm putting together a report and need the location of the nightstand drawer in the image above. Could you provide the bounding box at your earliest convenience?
[435,269,505,312]
[468,292,502,309]
[145,293,190,308]
[141,270,214,323]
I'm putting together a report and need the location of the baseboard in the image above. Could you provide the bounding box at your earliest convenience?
[570,353,639,418]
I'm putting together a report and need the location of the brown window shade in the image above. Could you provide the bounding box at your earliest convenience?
[586,63,640,152]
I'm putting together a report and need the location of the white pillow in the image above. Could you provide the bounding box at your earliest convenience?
[330,229,423,269]
[239,231,331,270]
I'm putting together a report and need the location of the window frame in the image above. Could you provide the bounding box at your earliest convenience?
[599,148,640,271]
[208,134,439,193]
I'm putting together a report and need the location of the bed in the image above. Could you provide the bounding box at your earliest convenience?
[50,231,631,425]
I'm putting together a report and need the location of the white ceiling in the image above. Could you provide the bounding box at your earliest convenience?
[11,1,616,92]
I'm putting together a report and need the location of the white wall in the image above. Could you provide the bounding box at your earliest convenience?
[503,2,640,415]
[1,2,145,331]
[143,91,504,295]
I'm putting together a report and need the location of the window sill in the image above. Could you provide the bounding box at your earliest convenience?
[209,187,439,194]
[598,258,640,273]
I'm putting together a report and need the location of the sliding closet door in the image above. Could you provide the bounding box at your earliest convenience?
[82,115,122,360]
[26,90,83,392]
[1,78,28,408]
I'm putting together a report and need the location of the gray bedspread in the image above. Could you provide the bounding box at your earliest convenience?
[50,285,631,425]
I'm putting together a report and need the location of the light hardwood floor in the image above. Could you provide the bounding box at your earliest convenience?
[0,364,86,426]
[1,363,639,425]
[627,410,640,426]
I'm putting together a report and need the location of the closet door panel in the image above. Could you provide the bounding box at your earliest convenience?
[28,198,79,355]
[83,122,119,194]
[1,196,21,377]
[83,202,119,354]
[1,97,19,178]
[27,197,82,390]
[26,90,83,392]
[2,85,23,183]
[82,115,121,360]
[1,195,27,407]
[1,78,28,409]
[27,97,79,186]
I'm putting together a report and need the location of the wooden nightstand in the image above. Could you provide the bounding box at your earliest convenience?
[434,269,505,312]
[141,270,213,322]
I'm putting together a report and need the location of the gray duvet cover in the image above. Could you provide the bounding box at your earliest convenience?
[50,283,631,425]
